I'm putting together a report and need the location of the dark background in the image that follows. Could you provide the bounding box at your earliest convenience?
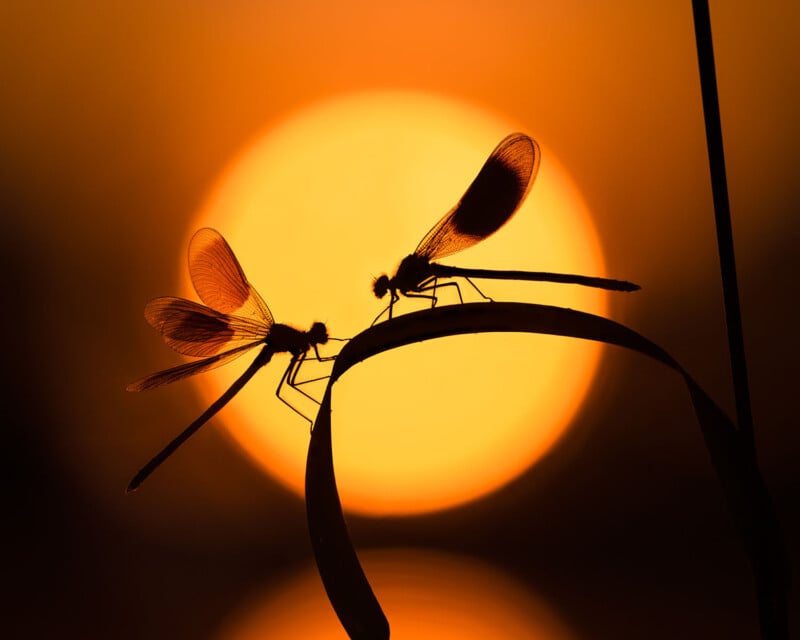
[2,2,797,637]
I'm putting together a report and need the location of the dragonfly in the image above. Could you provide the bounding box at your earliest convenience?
[126,227,334,492]
[372,132,640,321]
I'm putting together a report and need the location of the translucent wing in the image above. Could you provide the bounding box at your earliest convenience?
[144,297,270,357]
[126,342,257,392]
[188,228,274,325]
[415,133,540,261]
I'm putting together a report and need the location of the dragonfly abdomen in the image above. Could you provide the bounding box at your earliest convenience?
[431,263,641,292]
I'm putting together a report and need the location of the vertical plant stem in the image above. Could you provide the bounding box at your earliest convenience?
[691,2,787,638]
[690,0,754,450]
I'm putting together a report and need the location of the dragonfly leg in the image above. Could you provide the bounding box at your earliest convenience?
[388,291,400,320]
[464,276,493,302]
[291,372,331,386]
[405,291,437,303]
[286,352,322,404]
[428,277,455,307]
[290,347,333,387]
[372,308,386,325]
[448,279,465,303]
[405,275,438,306]
[307,344,337,363]
[413,279,463,305]
[371,301,393,325]
[371,291,399,325]
[275,355,314,427]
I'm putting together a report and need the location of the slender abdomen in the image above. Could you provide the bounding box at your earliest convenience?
[430,263,640,292]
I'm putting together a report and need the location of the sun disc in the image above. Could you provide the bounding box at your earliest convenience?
[186,90,607,516]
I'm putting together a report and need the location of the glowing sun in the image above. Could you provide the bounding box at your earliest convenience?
[186,90,607,516]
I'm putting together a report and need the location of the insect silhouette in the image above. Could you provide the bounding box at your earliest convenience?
[373,133,640,321]
[127,228,333,492]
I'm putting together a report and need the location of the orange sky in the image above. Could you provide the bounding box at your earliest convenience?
[2,2,798,638]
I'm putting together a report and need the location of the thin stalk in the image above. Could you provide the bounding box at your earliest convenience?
[691,0,754,450]
[691,2,787,637]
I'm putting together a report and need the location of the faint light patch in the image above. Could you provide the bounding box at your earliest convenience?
[217,548,576,639]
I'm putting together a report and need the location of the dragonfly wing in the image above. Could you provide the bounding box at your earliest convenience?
[188,228,274,325]
[144,297,269,357]
[415,133,540,261]
[126,342,259,391]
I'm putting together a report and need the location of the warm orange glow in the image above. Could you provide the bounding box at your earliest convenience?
[187,90,607,515]
[217,548,575,639]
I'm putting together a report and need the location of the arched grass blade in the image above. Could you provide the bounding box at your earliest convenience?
[306,388,390,640]
[305,302,786,639]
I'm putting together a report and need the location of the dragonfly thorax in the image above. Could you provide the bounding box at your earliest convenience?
[374,254,433,298]
[268,322,328,355]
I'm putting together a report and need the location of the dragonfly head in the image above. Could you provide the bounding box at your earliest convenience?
[308,321,329,345]
[373,274,391,299]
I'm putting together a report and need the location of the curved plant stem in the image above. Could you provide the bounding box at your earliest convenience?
[305,302,786,639]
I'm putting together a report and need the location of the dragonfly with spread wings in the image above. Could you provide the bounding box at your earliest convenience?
[127,227,333,492]
[373,133,640,321]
